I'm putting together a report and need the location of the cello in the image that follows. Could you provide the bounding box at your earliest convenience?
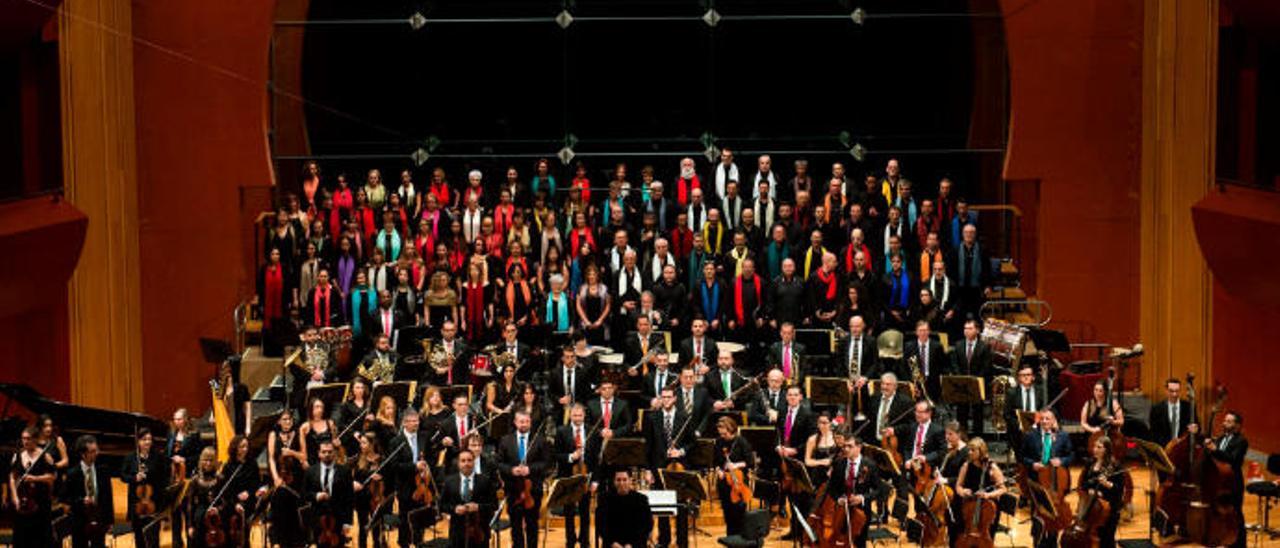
[954,465,1007,548]
[1086,367,1127,460]
[1156,379,1237,546]
[1060,466,1127,548]
[913,465,952,547]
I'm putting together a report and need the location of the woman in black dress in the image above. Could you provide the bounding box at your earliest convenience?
[955,438,1008,540]
[183,447,220,548]
[352,431,389,548]
[713,416,756,536]
[576,264,611,345]
[339,378,375,458]
[8,425,56,548]
[1080,436,1126,548]
[219,435,262,544]
[485,364,520,418]
[804,412,839,487]
[299,397,337,467]
[1080,380,1125,442]
[266,410,306,546]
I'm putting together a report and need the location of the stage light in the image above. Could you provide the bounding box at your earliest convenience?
[850,143,867,162]
[558,146,575,165]
[851,7,866,26]
[556,10,574,29]
[409,12,427,30]
[700,132,718,162]
[702,8,722,27]
[411,147,429,166]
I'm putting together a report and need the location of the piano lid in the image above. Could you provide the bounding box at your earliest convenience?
[0,383,168,455]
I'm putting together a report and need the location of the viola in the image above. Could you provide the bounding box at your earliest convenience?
[134,482,157,516]
[412,465,434,505]
[172,437,187,484]
[722,448,752,505]
[203,506,226,547]
[317,513,342,547]
[369,473,388,513]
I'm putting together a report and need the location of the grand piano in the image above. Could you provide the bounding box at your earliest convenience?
[0,383,168,471]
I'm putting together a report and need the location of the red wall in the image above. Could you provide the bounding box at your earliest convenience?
[131,0,276,416]
[999,0,1144,348]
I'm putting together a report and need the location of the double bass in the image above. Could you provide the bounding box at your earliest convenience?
[806,487,866,548]
[913,463,952,547]
[1156,378,1237,546]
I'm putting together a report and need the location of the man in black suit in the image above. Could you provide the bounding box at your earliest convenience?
[888,401,947,475]
[358,333,400,384]
[587,378,634,438]
[642,349,677,408]
[390,409,434,548]
[64,435,113,548]
[824,437,888,548]
[555,404,598,548]
[674,367,713,437]
[677,317,719,377]
[1149,377,1194,446]
[429,320,470,386]
[305,440,354,542]
[643,387,695,548]
[766,322,807,387]
[949,319,992,435]
[1005,365,1043,460]
[1197,411,1248,548]
[367,289,409,347]
[624,315,666,374]
[706,353,754,421]
[748,369,787,427]
[497,410,551,548]
[775,385,815,540]
[550,345,595,417]
[497,322,534,379]
[440,449,498,548]
[439,394,479,465]
[903,320,947,404]
[839,316,881,420]
[863,373,914,446]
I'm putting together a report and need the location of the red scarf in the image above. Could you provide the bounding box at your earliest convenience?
[844,243,871,273]
[356,207,377,240]
[485,233,506,258]
[816,268,838,300]
[449,249,466,274]
[505,257,529,279]
[734,274,761,325]
[313,285,332,327]
[569,229,596,258]
[464,186,483,206]
[429,183,451,207]
[264,264,284,328]
[464,282,485,340]
[572,177,592,203]
[494,204,515,237]
[415,235,434,264]
[676,176,699,208]
[670,226,693,259]
[332,188,354,213]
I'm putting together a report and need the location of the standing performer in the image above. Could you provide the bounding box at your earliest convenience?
[497,410,551,548]
[64,435,113,548]
[823,437,885,548]
[10,425,56,548]
[441,449,497,548]
[121,427,168,548]
[713,416,755,536]
[644,387,695,548]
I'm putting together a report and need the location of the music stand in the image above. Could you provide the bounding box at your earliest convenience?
[435,384,472,409]
[941,375,986,405]
[1127,439,1175,547]
[795,329,836,355]
[1026,328,1071,354]
[861,444,902,477]
[741,426,778,456]
[688,439,716,468]
[305,383,349,413]
[659,469,707,503]
[600,438,648,469]
[371,380,415,410]
[805,377,850,407]
[781,456,815,495]
[542,475,591,545]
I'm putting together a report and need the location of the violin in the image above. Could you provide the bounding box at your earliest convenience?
[134,460,157,516]
[412,465,434,505]
[172,437,187,484]
[464,509,487,546]
[203,506,226,547]
[513,421,544,511]
[722,447,752,505]
[316,513,342,547]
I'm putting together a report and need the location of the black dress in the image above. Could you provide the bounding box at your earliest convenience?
[807,441,839,487]
[10,451,55,548]
[304,421,336,466]
[1079,465,1125,548]
[269,431,307,546]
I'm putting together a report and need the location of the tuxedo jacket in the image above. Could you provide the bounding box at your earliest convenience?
[389,429,435,499]
[304,463,355,525]
[835,334,881,379]
[892,421,947,468]
[643,409,695,470]
[748,387,787,426]
[766,341,807,385]
[624,331,666,368]
[430,337,471,385]
[586,397,635,436]
[549,365,595,407]
[677,336,720,371]
[862,392,914,444]
[437,414,481,463]
[63,462,114,528]
[825,456,886,503]
[367,306,411,345]
[903,337,948,381]
[553,422,603,480]
[776,404,816,451]
[674,384,713,435]
[703,367,754,407]
[496,431,552,498]
[642,367,680,401]
[948,338,992,378]
[440,472,497,544]
[1148,399,1193,447]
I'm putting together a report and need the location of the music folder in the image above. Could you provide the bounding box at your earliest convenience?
[600,437,648,469]
[740,426,778,458]
[545,474,591,510]
[940,375,986,405]
[781,455,815,495]
[861,443,902,477]
[305,383,350,413]
[371,381,415,410]
[659,469,707,503]
[805,376,850,406]
[1133,438,1175,474]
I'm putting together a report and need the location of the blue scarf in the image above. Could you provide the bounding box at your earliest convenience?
[531,175,557,199]
[545,292,571,332]
[570,260,584,296]
[765,241,789,280]
[688,252,707,290]
[349,286,377,336]
[958,242,983,288]
[376,230,401,261]
[889,269,911,309]
[700,280,721,322]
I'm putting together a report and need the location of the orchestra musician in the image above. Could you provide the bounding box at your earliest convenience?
[1080,436,1126,548]
[1190,410,1248,548]
[949,319,991,435]
[707,353,752,419]
[167,408,203,548]
[714,416,756,536]
[305,439,355,544]
[441,449,498,548]
[597,469,654,548]
[352,431,388,548]
[357,333,398,385]
[64,434,113,548]
[864,373,913,446]
[1005,365,1042,458]
[642,348,676,408]
[824,436,886,548]
[498,409,552,548]
[644,387,694,548]
[9,425,56,547]
[748,368,787,427]
[886,401,946,476]
[1149,377,1193,446]
[497,322,533,377]
[938,422,970,547]
[903,320,945,403]
[624,315,665,372]
[266,409,307,546]
[1080,379,1124,439]
[776,384,815,540]
[839,316,880,418]
[677,317,718,378]
[391,408,434,547]
[674,366,712,437]
[220,435,263,543]
[439,394,478,463]
[955,438,1008,540]
[1022,409,1073,471]
[122,427,168,548]
[339,378,375,458]
[767,322,806,386]
[588,377,634,438]
[431,320,470,386]
[368,289,409,348]
[181,447,219,548]
[551,345,595,415]
[555,404,597,547]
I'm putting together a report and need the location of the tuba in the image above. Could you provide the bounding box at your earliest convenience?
[990,375,1012,433]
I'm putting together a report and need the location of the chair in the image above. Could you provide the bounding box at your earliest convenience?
[717,508,771,548]
[1246,454,1280,540]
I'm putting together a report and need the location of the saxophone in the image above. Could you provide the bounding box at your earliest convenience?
[990,376,1012,433]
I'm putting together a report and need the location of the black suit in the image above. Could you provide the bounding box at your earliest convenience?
[777,404,816,536]
[677,335,721,373]
[1148,399,1193,447]
[430,338,471,386]
[1209,431,1249,548]
[674,384,713,436]
[892,421,947,468]
[824,457,887,548]
[624,331,666,368]
[121,451,168,548]
[704,367,754,408]
[643,408,694,547]
[748,387,787,427]
[836,334,881,419]
[368,306,410,347]
[863,392,914,445]
[305,462,355,529]
[766,341,807,386]
[903,337,947,402]
[949,338,992,435]
[1005,383,1044,459]
[642,367,679,402]
[549,365,595,414]
[63,462,114,548]
[496,430,552,548]
[554,422,599,548]
[586,397,635,437]
[440,472,497,548]
[437,414,479,465]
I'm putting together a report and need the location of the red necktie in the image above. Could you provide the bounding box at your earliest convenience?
[847,459,857,490]
[384,311,392,336]
[459,417,466,439]
[603,402,612,429]
[914,424,926,457]
[783,344,792,378]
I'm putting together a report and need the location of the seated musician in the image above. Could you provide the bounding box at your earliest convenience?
[430,320,469,386]
[305,440,354,543]
[863,373,913,446]
[1149,377,1192,446]
[1081,436,1126,548]
[441,449,498,548]
[955,437,1008,540]
[1080,379,1124,438]
[597,469,654,548]
[643,387,695,548]
[497,410,551,548]
[391,408,433,547]
[588,377,634,438]
[64,434,113,548]
[357,333,398,385]
[555,404,597,548]
[714,416,756,536]
[767,322,807,387]
[678,317,719,378]
[949,319,991,436]
[642,348,676,409]
[122,427,168,548]
[707,353,752,419]
[1021,409,1073,471]
[1190,410,1248,548]
[823,436,886,548]
[776,385,815,540]
[884,400,946,476]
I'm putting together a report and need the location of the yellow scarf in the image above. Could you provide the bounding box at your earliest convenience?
[702,222,724,254]
[804,245,828,279]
